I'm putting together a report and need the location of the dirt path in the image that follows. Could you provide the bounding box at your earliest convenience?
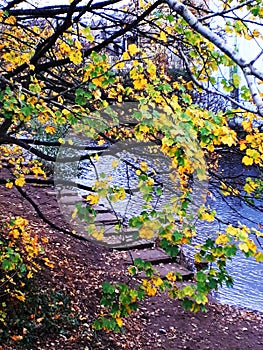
[0,180,263,349]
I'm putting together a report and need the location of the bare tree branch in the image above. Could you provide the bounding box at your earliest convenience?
[166,0,263,115]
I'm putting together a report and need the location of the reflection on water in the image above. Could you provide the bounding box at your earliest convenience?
[78,149,263,312]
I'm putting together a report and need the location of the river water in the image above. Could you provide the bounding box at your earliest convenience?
[203,152,263,312]
[75,147,263,312]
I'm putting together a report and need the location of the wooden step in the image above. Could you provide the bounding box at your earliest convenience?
[129,248,174,265]
[101,233,152,249]
[114,240,154,251]
[152,262,194,280]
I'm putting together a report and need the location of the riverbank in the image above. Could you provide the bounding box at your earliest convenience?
[0,181,263,349]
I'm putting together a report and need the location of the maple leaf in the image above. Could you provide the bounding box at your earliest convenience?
[69,50,82,64]
[128,44,138,56]
[242,155,253,166]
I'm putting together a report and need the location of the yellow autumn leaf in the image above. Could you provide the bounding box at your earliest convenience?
[225,225,239,236]
[27,271,33,279]
[115,316,123,327]
[246,148,260,159]
[160,31,167,42]
[98,139,105,146]
[75,40,82,50]
[45,125,56,134]
[244,181,258,194]
[72,207,78,219]
[225,25,233,34]
[11,335,23,341]
[146,285,157,296]
[128,43,138,56]
[112,159,119,168]
[82,27,94,42]
[239,242,249,253]
[215,234,229,245]
[186,81,194,90]
[201,212,215,222]
[86,193,99,205]
[247,240,257,253]
[239,141,246,151]
[15,177,26,187]
[147,62,156,76]
[60,42,71,54]
[140,124,150,133]
[244,33,253,40]
[196,294,208,305]
[57,95,64,104]
[255,252,263,262]
[115,61,125,69]
[91,227,104,241]
[139,225,155,240]
[11,228,20,239]
[93,89,101,99]
[242,120,252,132]
[6,182,13,189]
[152,276,163,287]
[5,16,16,24]
[140,161,148,172]
[252,29,260,38]
[14,217,28,227]
[133,78,147,90]
[15,293,26,302]
[122,51,130,60]
[69,50,82,64]
[242,155,253,166]
[166,271,177,282]
[42,257,54,268]
[221,134,236,147]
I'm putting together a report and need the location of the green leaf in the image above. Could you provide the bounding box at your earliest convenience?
[90,51,102,63]
[21,105,33,117]
[129,217,142,228]
[195,293,208,304]
[232,73,240,88]
[128,266,137,275]
[181,93,192,104]
[102,282,115,294]
[172,231,182,243]
[155,187,162,196]
[224,245,237,258]
[134,258,144,266]
[182,298,194,310]
[160,239,179,257]
[183,285,195,297]
[241,86,251,100]
[196,271,207,283]
[2,259,14,270]
[251,6,260,16]
[167,14,174,22]
[93,319,103,330]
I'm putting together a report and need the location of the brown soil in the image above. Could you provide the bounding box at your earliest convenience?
[0,180,263,350]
